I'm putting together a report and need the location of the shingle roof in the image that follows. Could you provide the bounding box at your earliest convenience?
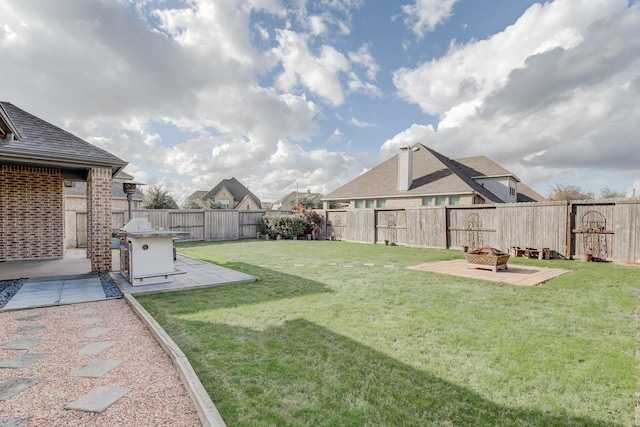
[0,101,126,175]
[187,190,209,201]
[324,143,544,203]
[203,177,261,208]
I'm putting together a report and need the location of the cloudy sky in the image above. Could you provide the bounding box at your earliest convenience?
[1,0,639,204]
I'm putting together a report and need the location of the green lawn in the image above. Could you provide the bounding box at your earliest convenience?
[137,240,638,426]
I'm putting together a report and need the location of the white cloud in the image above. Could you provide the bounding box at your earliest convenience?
[272,29,350,105]
[390,1,640,196]
[394,0,628,118]
[402,0,458,38]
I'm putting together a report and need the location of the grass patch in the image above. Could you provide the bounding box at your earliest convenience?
[138,240,638,426]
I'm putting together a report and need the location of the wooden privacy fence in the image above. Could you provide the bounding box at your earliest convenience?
[327,199,640,264]
[67,200,640,263]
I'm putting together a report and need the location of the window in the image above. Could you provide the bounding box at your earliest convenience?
[365,199,375,208]
[422,196,434,206]
[355,199,364,208]
[449,195,460,206]
[376,199,386,208]
[220,200,230,208]
[435,196,447,206]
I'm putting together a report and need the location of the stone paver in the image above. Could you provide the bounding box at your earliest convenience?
[77,341,115,356]
[0,416,30,427]
[15,313,48,321]
[65,386,131,413]
[78,317,102,326]
[11,325,45,335]
[0,353,48,369]
[0,378,40,400]
[84,328,111,338]
[407,259,570,286]
[2,337,48,350]
[76,308,98,315]
[71,360,122,378]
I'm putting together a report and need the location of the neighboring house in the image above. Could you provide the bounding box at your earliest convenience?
[322,143,544,209]
[65,171,144,248]
[194,177,262,210]
[0,101,126,271]
[185,190,209,208]
[271,190,324,210]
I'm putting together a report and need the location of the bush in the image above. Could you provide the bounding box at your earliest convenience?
[260,209,323,239]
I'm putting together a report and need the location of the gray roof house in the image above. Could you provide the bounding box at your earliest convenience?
[322,143,544,209]
[193,177,262,210]
[1,101,126,271]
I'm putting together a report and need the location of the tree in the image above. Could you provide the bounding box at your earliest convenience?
[599,186,626,199]
[182,199,202,209]
[143,184,179,209]
[547,184,594,202]
[208,200,226,209]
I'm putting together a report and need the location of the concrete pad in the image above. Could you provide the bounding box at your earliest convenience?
[84,328,111,338]
[78,317,102,326]
[2,337,48,350]
[65,386,131,413]
[71,360,122,378]
[0,353,48,369]
[0,378,40,400]
[0,416,29,427]
[77,341,115,356]
[11,325,46,334]
[407,259,570,286]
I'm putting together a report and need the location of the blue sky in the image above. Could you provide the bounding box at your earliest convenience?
[1,0,639,203]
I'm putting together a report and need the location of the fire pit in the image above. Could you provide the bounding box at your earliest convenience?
[465,247,510,272]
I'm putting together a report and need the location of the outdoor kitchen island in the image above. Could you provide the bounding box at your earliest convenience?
[118,218,190,286]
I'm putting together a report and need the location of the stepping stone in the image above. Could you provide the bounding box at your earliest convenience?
[16,313,48,321]
[0,416,29,427]
[77,341,115,356]
[0,353,48,369]
[2,337,48,350]
[0,378,40,400]
[65,386,131,413]
[11,325,45,334]
[78,317,102,326]
[76,308,98,315]
[84,328,110,338]
[71,360,121,378]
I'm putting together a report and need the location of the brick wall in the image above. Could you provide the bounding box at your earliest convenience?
[86,167,112,272]
[0,164,64,260]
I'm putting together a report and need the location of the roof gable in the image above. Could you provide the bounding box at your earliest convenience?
[203,177,261,208]
[324,144,501,202]
[324,143,543,203]
[0,101,126,175]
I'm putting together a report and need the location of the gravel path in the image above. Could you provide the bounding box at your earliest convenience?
[0,299,201,426]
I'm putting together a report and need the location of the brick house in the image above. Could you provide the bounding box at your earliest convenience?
[64,170,144,248]
[188,177,262,210]
[0,101,127,272]
[323,143,544,209]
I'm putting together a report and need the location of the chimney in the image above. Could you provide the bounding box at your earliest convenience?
[397,145,413,192]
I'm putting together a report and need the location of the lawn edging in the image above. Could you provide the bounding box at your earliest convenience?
[123,293,227,427]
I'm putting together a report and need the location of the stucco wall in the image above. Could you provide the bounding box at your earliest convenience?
[0,164,64,260]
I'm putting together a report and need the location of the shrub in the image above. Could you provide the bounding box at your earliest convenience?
[260,209,323,239]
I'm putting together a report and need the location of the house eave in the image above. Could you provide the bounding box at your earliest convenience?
[0,153,127,177]
[322,190,479,202]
